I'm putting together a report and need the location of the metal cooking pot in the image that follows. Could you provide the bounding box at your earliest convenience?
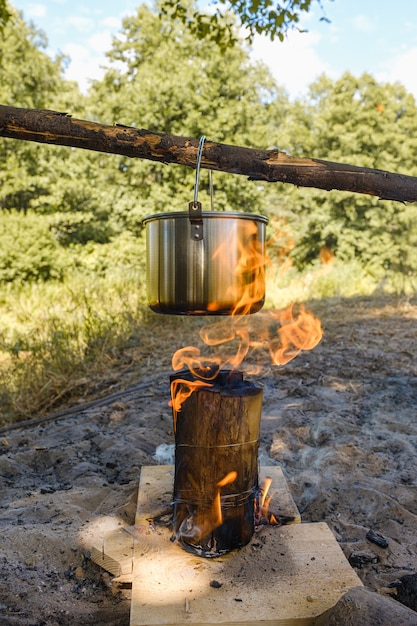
[142,210,268,315]
[142,136,268,315]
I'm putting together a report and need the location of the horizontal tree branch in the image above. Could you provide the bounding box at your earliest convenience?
[1,104,417,202]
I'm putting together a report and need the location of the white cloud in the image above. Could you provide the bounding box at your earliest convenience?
[62,42,105,91]
[26,3,47,18]
[61,25,117,92]
[251,29,332,99]
[87,30,113,54]
[102,16,122,29]
[378,47,417,100]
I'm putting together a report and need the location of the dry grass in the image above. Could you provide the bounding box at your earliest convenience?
[1,262,414,427]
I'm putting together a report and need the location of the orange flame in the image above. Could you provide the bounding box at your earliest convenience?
[212,471,238,530]
[268,304,323,365]
[207,219,267,317]
[170,219,322,411]
[255,476,280,526]
[169,221,323,543]
[176,471,238,544]
[170,306,322,411]
[260,477,272,513]
[169,378,213,432]
[260,477,278,524]
[231,220,267,316]
[171,346,222,380]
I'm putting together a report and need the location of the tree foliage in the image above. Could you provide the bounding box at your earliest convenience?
[160,0,330,45]
[0,7,59,211]
[0,4,111,247]
[87,0,288,231]
[0,210,64,282]
[279,72,417,282]
[0,1,416,292]
[0,0,10,32]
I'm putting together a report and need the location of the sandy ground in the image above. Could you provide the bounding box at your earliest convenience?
[0,294,416,625]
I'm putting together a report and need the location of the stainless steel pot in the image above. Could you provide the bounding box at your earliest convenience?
[143,211,268,315]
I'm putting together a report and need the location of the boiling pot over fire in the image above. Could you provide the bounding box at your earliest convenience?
[142,137,268,315]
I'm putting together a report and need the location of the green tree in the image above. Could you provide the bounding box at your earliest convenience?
[0,4,76,110]
[1,0,328,41]
[87,0,288,233]
[160,0,331,45]
[0,5,114,249]
[0,0,11,35]
[0,5,83,209]
[279,72,417,284]
[0,210,64,282]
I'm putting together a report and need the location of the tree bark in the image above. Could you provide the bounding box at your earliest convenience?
[1,104,417,202]
[171,369,263,557]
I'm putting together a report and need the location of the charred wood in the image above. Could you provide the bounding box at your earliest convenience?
[170,369,263,557]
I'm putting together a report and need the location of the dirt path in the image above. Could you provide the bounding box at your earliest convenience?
[0,294,416,625]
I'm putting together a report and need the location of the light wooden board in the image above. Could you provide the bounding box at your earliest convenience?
[90,464,300,582]
[90,526,134,580]
[130,466,362,626]
[136,465,301,526]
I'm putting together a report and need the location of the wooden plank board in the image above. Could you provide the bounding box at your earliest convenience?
[136,465,301,527]
[90,464,300,582]
[90,527,134,579]
[130,466,362,626]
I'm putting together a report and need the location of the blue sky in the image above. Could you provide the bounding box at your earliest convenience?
[9,0,417,99]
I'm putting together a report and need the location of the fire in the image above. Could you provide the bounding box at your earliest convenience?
[260,477,272,512]
[169,378,213,432]
[212,471,238,530]
[171,346,222,380]
[229,220,267,317]
[168,216,323,553]
[170,305,322,411]
[255,477,279,526]
[268,304,323,366]
[207,219,267,316]
[170,218,323,410]
[175,470,237,545]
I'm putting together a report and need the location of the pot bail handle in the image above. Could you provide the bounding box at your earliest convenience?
[189,135,205,241]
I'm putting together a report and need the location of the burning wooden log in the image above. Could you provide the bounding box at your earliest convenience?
[170,369,263,557]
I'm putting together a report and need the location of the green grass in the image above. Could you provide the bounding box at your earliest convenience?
[265,259,381,308]
[1,261,414,427]
[0,271,147,424]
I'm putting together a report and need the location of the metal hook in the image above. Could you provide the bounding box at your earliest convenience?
[193,135,206,206]
[209,169,214,211]
[189,135,206,241]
